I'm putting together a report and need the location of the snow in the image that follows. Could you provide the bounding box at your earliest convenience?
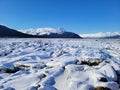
[46,56,77,67]
[80,32,120,38]
[99,64,118,81]
[0,38,120,90]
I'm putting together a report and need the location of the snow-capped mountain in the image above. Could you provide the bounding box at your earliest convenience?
[20,28,81,38]
[0,25,81,38]
[21,28,65,35]
[80,32,120,38]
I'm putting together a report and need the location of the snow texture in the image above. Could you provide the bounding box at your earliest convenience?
[0,38,120,90]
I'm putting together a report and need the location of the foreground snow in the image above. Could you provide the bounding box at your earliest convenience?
[0,38,120,90]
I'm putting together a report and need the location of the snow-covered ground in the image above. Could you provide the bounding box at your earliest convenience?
[0,38,120,90]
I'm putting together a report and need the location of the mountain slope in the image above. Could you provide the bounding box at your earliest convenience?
[41,31,81,38]
[0,25,43,38]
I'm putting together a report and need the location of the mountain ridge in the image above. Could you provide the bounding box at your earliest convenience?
[0,25,43,38]
[0,25,81,38]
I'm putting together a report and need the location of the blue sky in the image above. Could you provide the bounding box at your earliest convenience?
[0,0,120,34]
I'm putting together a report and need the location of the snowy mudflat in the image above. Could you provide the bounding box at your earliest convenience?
[0,38,120,90]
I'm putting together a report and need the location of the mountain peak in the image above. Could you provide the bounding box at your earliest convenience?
[21,27,66,35]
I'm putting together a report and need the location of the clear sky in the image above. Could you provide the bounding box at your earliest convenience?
[0,0,120,34]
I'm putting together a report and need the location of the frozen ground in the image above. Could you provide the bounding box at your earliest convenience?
[0,38,120,90]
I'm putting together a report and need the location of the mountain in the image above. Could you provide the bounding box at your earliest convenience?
[21,28,65,35]
[80,32,120,39]
[0,25,81,38]
[20,28,81,38]
[0,25,43,38]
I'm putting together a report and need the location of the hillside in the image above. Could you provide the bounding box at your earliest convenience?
[0,25,42,38]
